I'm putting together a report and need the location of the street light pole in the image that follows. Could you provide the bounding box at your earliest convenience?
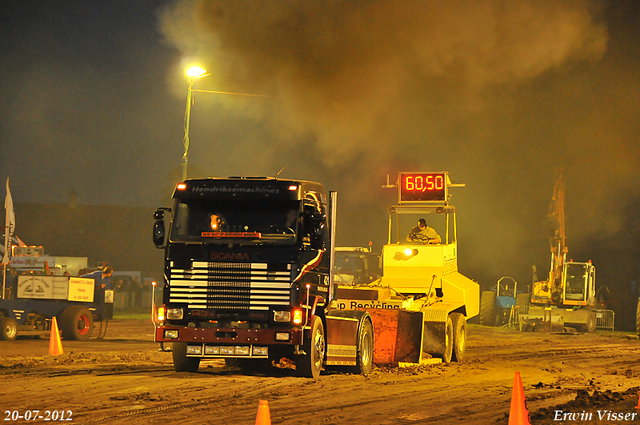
[182,66,209,182]
[180,65,271,181]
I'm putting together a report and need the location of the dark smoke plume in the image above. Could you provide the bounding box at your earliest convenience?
[158,1,640,288]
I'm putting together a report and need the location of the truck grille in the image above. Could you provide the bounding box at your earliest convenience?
[168,261,292,310]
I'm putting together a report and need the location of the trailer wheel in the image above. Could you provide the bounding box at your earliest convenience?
[480,291,496,326]
[350,319,373,375]
[172,342,201,372]
[60,306,94,341]
[295,316,325,379]
[450,313,466,363]
[0,317,18,341]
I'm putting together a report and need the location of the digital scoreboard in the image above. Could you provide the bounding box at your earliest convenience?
[399,172,448,203]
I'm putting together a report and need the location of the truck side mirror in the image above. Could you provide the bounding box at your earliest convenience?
[303,205,326,249]
[153,208,170,248]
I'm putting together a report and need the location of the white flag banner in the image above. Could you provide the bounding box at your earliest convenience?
[4,178,14,264]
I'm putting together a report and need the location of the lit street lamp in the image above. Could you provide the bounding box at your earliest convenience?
[182,66,210,181]
[180,65,272,181]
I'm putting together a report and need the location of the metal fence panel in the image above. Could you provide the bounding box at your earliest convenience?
[593,309,615,330]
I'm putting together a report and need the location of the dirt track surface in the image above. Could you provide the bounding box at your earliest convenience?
[1,320,639,424]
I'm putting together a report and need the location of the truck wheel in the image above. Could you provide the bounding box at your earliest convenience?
[350,319,373,375]
[450,313,466,362]
[0,317,18,341]
[60,306,94,341]
[172,342,201,372]
[480,291,496,327]
[295,316,325,379]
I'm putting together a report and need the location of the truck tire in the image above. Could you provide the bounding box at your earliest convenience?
[349,319,373,375]
[636,299,640,337]
[295,316,325,379]
[480,291,496,327]
[60,306,94,341]
[0,317,18,341]
[450,313,466,363]
[172,342,201,372]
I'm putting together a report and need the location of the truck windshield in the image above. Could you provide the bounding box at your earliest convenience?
[170,199,301,245]
[564,263,587,301]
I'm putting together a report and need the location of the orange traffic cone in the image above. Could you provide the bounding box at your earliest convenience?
[49,316,64,356]
[255,400,271,425]
[635,392,640,410]
[508,371,531,425]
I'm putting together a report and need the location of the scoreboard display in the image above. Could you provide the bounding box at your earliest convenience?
[399,172,448,203]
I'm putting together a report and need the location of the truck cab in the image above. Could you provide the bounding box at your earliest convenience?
[153,177,373,378]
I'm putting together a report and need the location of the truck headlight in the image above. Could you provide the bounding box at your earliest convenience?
[253,346,268,356]
[186,345,202,355]
[221,346,235,355]
[167,308,184,320]
[205,346,220,355]
[235,346,250,356]
[164,329,179,339]
[273,310,291,322]
[275,332,290,341]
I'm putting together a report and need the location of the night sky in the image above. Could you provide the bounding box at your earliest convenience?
[1,1,639,309]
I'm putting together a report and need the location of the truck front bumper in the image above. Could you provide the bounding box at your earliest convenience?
[155,326,303,357]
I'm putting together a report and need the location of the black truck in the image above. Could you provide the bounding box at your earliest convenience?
[152,177,373,378]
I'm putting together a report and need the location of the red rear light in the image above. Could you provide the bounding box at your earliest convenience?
[176,183,187,190]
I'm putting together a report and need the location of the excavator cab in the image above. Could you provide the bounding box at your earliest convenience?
[562,261,595,305]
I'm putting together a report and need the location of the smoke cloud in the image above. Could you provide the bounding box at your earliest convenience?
[158,1,640,287]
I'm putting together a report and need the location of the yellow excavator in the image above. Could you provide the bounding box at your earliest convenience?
[520,168,597,332]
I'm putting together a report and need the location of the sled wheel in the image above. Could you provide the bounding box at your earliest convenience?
[450,313,467,363]
[437,315,454,364]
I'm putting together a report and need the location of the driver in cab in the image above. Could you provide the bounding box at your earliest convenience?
[407,218,441,244]
[208,213,226,232]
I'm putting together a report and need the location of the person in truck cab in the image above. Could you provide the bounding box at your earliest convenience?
[407,218,441,244]
[209,213,223,231]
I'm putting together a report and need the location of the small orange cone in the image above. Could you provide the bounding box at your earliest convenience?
[255,400,271,425]
[508,371,531,425]
[635,392,640,410]
[49,317,64,356]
